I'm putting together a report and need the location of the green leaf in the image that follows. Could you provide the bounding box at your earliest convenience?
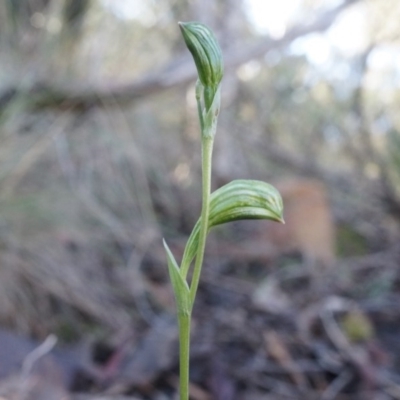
[181,179,284,276]
[163,239,191,315]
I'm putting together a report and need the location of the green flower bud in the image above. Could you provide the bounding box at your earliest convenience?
[179,21,223,109]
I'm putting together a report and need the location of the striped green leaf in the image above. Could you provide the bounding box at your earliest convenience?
[163,239,191,316]
[181,179,284,276]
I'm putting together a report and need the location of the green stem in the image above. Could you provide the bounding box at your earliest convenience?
[178,85,217,400]
[190,136,213,306]
[177,133,213,400]
[178,313,191,400]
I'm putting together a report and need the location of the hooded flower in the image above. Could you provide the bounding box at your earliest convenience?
[179,21,223,110]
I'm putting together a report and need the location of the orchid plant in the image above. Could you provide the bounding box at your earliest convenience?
[163,21,284,400]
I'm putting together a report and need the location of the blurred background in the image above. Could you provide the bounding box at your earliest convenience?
[1,0,400,399]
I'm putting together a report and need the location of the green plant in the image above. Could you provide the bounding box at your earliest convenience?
[163,21,284,400]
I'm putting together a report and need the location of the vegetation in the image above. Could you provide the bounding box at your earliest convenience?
[164,22,283,399]
[0,1,400,398]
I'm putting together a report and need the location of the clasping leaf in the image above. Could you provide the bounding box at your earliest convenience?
[181,179,284,276]
[163,240,191,316]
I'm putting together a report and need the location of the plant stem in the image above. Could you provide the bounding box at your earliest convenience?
[190,135,213,306]
[177,137,213,400]
[178,312,191,400]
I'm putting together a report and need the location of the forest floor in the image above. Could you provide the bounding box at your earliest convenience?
[0,246,400,400]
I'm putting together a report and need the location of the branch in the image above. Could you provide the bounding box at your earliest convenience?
[1,0,361,111]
